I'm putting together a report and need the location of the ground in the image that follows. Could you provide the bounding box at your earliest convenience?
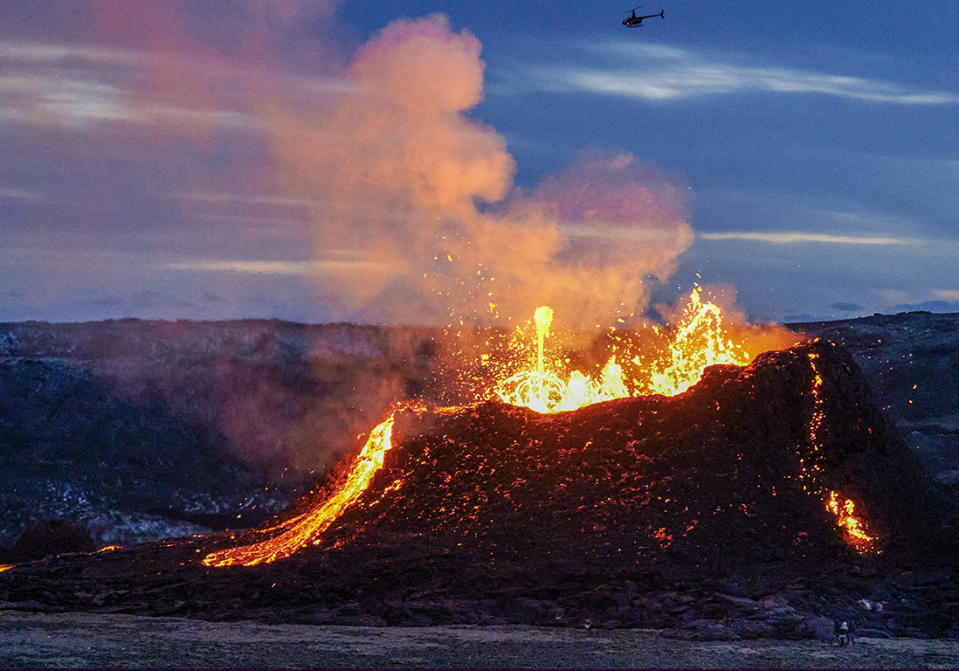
[1,610,958,669]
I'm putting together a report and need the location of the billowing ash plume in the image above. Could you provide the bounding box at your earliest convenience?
[267,14,693,329]
[14,3,693,327]
[3,4,707,473]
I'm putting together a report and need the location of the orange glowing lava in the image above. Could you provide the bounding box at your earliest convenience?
[203,287,874,567]
[826,490,876,554]
[636,286,752,396]
[205,288,760,566]
[804,350,878,554]
[202,413,396,567]
[496,286,751,412]
[494,301,625,413]
[0,564,14,573]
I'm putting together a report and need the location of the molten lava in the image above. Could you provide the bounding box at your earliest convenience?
[203,414,396,567]
[0,564,13,573]
[636,287,752,396]
[494,287,750,413]
[202,287,878,567]
[803,349,878,554]
[827,490,876,554]
[494,301,628,413]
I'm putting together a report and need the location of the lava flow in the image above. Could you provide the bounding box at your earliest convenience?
[203,414,396,567]
[202,287,878,568]
[827,490,877,554]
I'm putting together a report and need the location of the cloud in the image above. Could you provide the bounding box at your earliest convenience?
[0,58,256,129]
[0,2,348,133]
[165,257,403,277]
[698,231,917,245]
[829,302,864,312]
[166,260,316,276]
[176,191,321,209]
[0,38,138,65]
[0,7,695,329]
[522,43,959,105]
[0,187,43,202]
[265,17,694,327]
[933,289,959,302]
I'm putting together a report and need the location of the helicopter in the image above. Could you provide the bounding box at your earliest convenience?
[623,7,664,27]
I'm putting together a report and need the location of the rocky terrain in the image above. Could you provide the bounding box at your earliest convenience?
[0,313,957,644]
[0,319,444,551]
[1,311,957,555]
[799,312,959,500]
[1,338,956,640]
[3,613,959,669]
[0,312,957,548]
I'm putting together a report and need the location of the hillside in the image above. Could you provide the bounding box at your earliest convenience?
[1,311,957,551]
[1,338,956,639]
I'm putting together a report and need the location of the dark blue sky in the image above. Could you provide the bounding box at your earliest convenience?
[1,1,957,323]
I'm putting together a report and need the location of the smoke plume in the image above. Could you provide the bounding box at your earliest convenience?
[0,4,716,475]
[267,14,694,328]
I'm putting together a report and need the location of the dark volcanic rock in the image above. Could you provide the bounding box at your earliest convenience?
[1,338,955,638]
[0,319,447,547]
[12,519,96,561]
[797,311,959,488]
[300,340,951,565]
[3,311,959,554]
[3,338,956,637]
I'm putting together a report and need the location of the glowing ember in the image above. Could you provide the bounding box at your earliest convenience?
[635,287,752,396]
[96,545,123,553]
[0,564,14,573]
[826,490,876,553]
[203,413,396,567]
[804,349,878,554]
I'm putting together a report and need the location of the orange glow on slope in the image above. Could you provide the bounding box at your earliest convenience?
[0,564,14,573]
[804,350,878,554]
[826,490,876,554]
[202,413,396,567]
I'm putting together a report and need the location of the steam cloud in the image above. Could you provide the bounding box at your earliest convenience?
[5,4,694,326]
[267,14,694,328]
[2,4,704,474]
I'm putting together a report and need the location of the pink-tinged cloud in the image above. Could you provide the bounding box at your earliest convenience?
[260,15,693,328]
[1,5,694,328]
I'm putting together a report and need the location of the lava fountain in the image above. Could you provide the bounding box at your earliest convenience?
[202,287,876,568]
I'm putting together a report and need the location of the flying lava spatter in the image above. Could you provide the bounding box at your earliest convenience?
[202,288,876,567]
